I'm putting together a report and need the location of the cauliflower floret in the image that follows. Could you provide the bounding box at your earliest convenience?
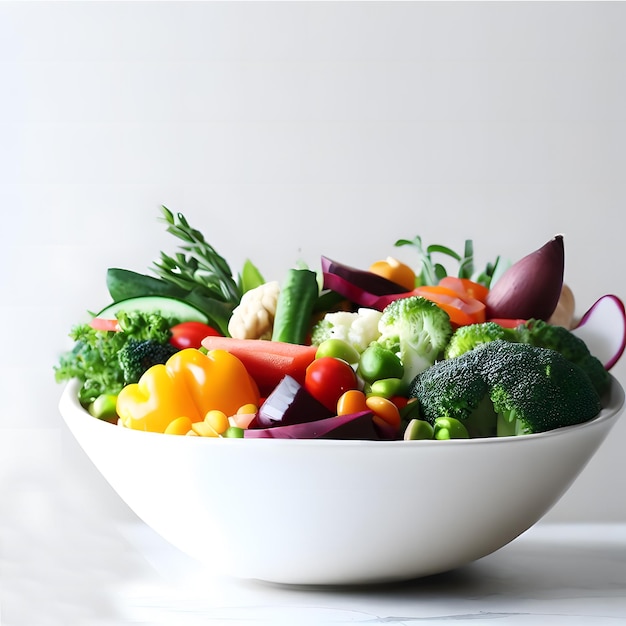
[228,281,280,340]
[311,307,383,353]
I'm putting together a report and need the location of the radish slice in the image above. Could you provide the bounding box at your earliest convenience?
[571,294,626,370]
[89,317,120,332]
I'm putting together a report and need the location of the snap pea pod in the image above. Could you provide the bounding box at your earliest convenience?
[272,268,320,345]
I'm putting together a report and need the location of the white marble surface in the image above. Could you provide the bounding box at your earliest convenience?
[114,522,626,626]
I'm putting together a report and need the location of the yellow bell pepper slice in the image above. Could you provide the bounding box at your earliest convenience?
[116,348,260,433]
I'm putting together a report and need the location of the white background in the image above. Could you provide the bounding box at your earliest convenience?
[1,0,625,599]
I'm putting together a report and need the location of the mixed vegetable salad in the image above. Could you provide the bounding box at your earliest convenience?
[55,206,625,441]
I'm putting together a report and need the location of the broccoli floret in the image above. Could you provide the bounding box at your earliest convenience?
[55,309,179,405]
[442,318,611,397]
[444,321,519,359]
[516,319,610,396]
[118,339,179,384]
[409,340,602,437]
[377,296,453,386]
[310,318,333,346]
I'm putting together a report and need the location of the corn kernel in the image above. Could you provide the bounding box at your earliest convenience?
[237,403,258,415]
[204,409,230,435]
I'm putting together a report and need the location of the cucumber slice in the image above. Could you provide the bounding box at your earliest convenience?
[95,296,209,324]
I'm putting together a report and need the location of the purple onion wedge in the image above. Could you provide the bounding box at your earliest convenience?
[244,410,385,440]
[321,256,409,308]
[251,375,334,429]
[486,236,564,321]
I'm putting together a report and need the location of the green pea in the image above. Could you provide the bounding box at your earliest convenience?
[223,426,245,438]
[403,418,434,440]
[369,377,408,399]
[315,338,360,364]
[88,394,118,421]
[357,343,404,384]
[433,416,470,440]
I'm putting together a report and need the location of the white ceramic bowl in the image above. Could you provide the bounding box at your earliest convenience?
[59,376,624,585]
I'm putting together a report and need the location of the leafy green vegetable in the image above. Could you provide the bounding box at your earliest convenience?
[106,268,190,302]
[239,258,266,294]
[54,310,176,406]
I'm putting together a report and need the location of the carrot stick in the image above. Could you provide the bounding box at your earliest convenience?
[201,336,318,396]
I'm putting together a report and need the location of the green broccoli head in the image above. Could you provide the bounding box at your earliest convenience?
[409,340,602,437]
[377,295,453,385]
[408,349,492,436]
[118,339,179,384]
[516,319,610,396]
[444,321,519,359]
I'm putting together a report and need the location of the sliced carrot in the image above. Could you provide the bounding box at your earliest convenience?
[200,337,318,397]
[413,286,486,327]
[438,276,490,304]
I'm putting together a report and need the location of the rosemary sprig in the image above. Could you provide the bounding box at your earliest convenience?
[152,206,242,304]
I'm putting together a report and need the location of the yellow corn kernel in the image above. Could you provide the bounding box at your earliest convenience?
[204,409,230,435]
[164,416,193,436]
[237,403,258,415]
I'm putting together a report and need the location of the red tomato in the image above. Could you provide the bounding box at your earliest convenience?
[170,321,221,349]
[488,318,527,329]
[304,356,359,413]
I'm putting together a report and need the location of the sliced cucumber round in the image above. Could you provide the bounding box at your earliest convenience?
[95,296,209,323]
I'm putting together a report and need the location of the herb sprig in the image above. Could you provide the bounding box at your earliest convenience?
[153,206,242,303]
[395,235,504,288]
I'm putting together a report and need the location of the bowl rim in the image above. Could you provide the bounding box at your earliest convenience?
[59,375,625,449]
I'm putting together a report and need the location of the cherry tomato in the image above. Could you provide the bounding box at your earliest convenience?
[169,321,221,349]
[304,356,358,412]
